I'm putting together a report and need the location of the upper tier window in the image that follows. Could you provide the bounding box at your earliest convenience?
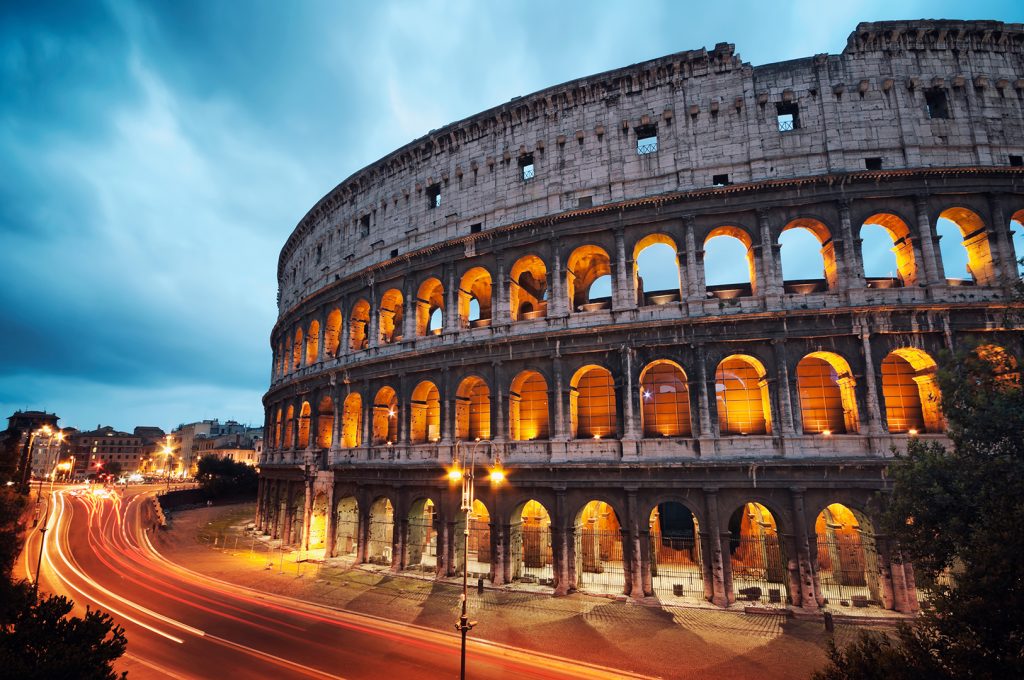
[427,183,441,209]
[925,89,949,119]
[636,124,658,155]
[776,102,799,132]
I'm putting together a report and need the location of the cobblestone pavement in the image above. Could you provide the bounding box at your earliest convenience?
[156,502,896,680]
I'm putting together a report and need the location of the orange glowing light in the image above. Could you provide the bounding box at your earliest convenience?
[488,466,505,485]
[822,429,832,437]
[908,429,919,436]
[447,467,463,482]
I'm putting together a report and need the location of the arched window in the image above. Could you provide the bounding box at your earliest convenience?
[349,299,370,350]
[410,381,441,444]
[814,503,882,609]
[306,320,320,365]
[715,355,771,435]
[378,289,404,344]
[292,328,303,371]
[341,393,362,448]
[881,349,940,433]
[274,408,282,448]
[275,340,285,377]
[416,278,445,336]
[283,405,295,447]
[797,353,858,434]
[372,387,398,445]
[574,500,624,593]
[510,500,552,582]
[570,365,617,439]
[509,371,549,441]
[780,219,835,292]
[1011,210,1024,277]
[297,401,311,448]
[367,497,394,564]
[316,395,334,448]
[510,255,548,321]
[861,214,916,287]
[458,267,492,328]
[639,360,691,437]
[456,376,490,440]
[324,308,341,358]
[938,207,995,286]
[649,502,703,601]
[633,234,682,305]
[567,245,612,312]
[704,226,756,297]
[727,502,787,602]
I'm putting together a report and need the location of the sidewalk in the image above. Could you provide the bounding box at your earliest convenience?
[155,502,894,680]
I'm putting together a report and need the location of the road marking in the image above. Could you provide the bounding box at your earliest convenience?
[122,652,195,680]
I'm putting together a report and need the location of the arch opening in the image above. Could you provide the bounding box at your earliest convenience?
[704,227,755,298]
[367,497,394,565]
[341,393,362,448]
[780,220,834,293]
[372,387,398,445]
[292,328,303,371]
[349,299,370,351]
[1010,211,1024,277]
[881,349,941,433]
[633,235,682,306]
[324,308,342,358]
[405,498,437,571]
[308,492,328,553]
[728,502,788,605]
[416,278,445,336]
[509,370,549,441]
[297,401,311,448]
[814,503,883,609]
[378,288,404,344]
[454,499,491,578]
[574,501,624,595]
[640,360,692,438]
[410,380,441,444]
[333,496,359,561]
[715,355,771,435]
[797,352,858,434]
[649,502,704,601]
[861,214,915,287]
[510,500,552,584]
[938,207,994,286]
[316,395,334,448]
[305,320,320,365]
[458,267,493,328]
[456,376,491,441]
[283,405,295,448]
[570,365,617,439]
[567,245,612,312]
[510,255,548,321]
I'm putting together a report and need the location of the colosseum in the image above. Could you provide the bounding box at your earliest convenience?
[257,19,1024,614]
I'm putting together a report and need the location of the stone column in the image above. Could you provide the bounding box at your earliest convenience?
[330,383,343,455]
[549,239,567,317]
[552,355,567,441]
[403,279,416,341]
[492,361,506,441]
[757,208,784,297]
[684,217,706,311]
[987,193,1018,286]
[552,488,570,595]
[440,367,453,444]
[316,309,326,364]
[301,476,313,551]
[789,488,819,609]
[324,483,337,558]
[361,380,372,453]
[771,339,796,436]
[397,374,409,448]
[695,344,715,440]
[444,264,458,332]
[299,321,308,368]
[703,489,729,606]
[626,489,645,598]
[859,330,885,435]
[913,195,944,286]
[356,502,370,564]
[838,199,866,290]
[392,498,405,572]
[612,226,635,310]
[620,346,640,442]
[255,478,266,531]
[494,254,510,324]
[368,282,380,348]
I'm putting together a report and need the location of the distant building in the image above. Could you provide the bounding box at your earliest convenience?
[172,419,262,474]
[1,410,60,482]
[70,426,146,476]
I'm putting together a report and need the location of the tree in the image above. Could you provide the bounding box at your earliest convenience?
[814,342,1024,680]
[196,454,258,500]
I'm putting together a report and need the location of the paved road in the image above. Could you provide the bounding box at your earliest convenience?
[22,488,646,679]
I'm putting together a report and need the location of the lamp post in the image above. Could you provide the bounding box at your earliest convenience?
[448,438,504,680]
[162,435,174,492]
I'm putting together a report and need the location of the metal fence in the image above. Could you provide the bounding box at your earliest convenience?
[814,533,879,607]
[650,536,705,601]
[731,536,789,605]
[511,524,552,583]
[574,528,625,593]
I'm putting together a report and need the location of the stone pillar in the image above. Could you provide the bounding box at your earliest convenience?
[356,503,370,564]
[684,216,706,308]
[549,239,567,317]
[316,309,326,364]
[340,305,351,357]
[440,367,453,444]
[368,283,380,348]
[838,199,866,290]
[494,254,510,324]
[620,346,640,441]
[695,344,715,440]
[988,193,1019,287]
[913,195,945,286]
[299,321,308,368]
[626,489,645,599]
[361,381,372,453]
[301,476,313,551]
[860,330,885,435]
[393,499,405,572]
[330,384,343,454]
[612,227,634,311]
[703,489,729,607]
[489,518,504,585]
[553,488,570,595]
[757,209,784,297]
[492,361,505,442]
[444,264,458,332]
[552,355,568,440]
[282,483,296,547]
[324,483,337,558]
[789,488,819,609]
[397,374,409,449]
[772,339,796,435]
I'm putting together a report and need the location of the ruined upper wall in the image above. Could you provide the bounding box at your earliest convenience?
[277,19,1024,313]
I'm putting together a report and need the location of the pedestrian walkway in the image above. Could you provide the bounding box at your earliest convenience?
[156,501,897,680]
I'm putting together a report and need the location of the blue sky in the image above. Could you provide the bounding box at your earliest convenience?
[2,1,1022,432]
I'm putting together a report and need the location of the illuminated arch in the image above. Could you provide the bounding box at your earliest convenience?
[333,496,359,560]
[814,503,883,609]
[567,245,612,312]
[378,289,404,344]
[405,498,437,570]
[292,327,303,370]
[570,365,617,439]
[308,492,328,551]
[704,226,756,295]
[633,234,682,305]
[305,320,320,365]
[458,267,493,328]
[649,501,703,601]
[283,336,292,375]
[639,360,691,437]
[510,499,552,582]
[715,355,771,435]
[974,344,1020,384]
[457,499,491,574]
[510,255,548,321]
[509,370,549,441]
[366,497,394,565]
[274,408,282,448]
[456,376,491,441]
[727,502,787,603]
[316,395,334,448]
[1011,209,1024,277]
[297,401,311,448]
[348,299,370,351]
[797,352,858,434]
[341,393,362,448]
[780,218,836,291]
[574,500,624,593]
[881,348,941,433]
[416,277,445,336]
[410,380,441,444]
[938,207,995,286]
[324,308,342,358]
[283,405,295,448]
[372,386,399,445]
[861,213,916,286]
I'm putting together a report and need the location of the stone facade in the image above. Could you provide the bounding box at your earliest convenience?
[259,21,1024,613]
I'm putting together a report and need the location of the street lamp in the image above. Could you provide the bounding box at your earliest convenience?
[162,436,175,492]
[448,439,504,680]
[36,430,63,504]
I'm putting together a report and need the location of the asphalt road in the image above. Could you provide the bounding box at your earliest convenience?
[21,487,645,680]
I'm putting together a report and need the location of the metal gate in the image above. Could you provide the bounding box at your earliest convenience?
[366,519,393,565]
[466,518,491,575]
[814,532,880,607]
[731,536,789,605]
[650,536,705,601]
[575,528,625,593]
[406,517,436,570]
[512,523,552,583]
[333,516,359,559]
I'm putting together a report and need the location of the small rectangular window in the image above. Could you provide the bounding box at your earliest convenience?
[925,89,949,119]
[470,223,482,234]
[316,244,322,263]
[776,102,800,132]
[1010,155,1023,167]
[390,248,399,258]
[577,196,593,209]
[426,183,441,209]
[519,153,535,181]
[865,157,883,170]
[635,124,658,155]
[712,173,730,187]
[359,215,370,236]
